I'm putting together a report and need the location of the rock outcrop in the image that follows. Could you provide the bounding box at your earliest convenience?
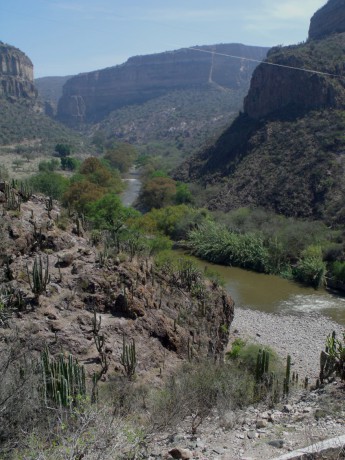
[309,0,345,40]
[0,41,37,101]
[0,187,234,378]
[57,43,269,126]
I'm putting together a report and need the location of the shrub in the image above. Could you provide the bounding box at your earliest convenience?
[29,172,69,200]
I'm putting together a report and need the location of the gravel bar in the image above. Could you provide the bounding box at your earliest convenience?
[231,308,345,381]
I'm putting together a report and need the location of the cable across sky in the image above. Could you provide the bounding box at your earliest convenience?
[187,46,344,79]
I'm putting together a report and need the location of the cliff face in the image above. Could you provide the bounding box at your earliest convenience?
[0,42,37,101]
[175,6,345,222]
[244,34,345,120]
[57,43,269,125]
[309,0,345,40]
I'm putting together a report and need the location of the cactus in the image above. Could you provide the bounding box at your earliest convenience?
[19,181,33,202]
[27,255,50,302]
[45,196,53,218]
[283,354,291,397]
[41,346,86,408]
[320,331,345,383]
[5,188,21,211]
[91,309,109,402]
[120,334,137,380]
[255,349,270,382]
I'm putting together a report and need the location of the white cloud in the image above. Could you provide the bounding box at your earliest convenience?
[266,0,326,20]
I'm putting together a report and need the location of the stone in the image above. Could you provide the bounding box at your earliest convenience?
[256,419,268,428]
[268,439,284,449]
[168,447,193,459]
[283,404,293,413]
[247,431,257,440]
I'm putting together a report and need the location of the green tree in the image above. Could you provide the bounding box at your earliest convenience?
[55,143,72,158]
[29,172,69,200]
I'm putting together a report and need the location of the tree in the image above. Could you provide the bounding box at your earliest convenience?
[139,177,177,210]
[55,143,72,158]
[104,143,137,173]
[63,180,105,213]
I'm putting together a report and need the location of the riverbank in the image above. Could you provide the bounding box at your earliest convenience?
[231,307,344,381]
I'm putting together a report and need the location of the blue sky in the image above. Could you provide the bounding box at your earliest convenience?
[1,0,326,78]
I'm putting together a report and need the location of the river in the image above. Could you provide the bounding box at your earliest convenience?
[189,256,345,326]
[120,172,345,327]
[121,167,142,207]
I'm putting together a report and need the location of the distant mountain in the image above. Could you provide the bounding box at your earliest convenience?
[56,43,269,127]
[0,42,90,155]
[175,0,345,224]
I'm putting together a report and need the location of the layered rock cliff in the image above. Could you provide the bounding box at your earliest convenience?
[0,41,37,101]
[57,43,269,126]
[309,0,345,40]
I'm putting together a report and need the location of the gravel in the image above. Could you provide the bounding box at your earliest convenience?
[231,308,345,380]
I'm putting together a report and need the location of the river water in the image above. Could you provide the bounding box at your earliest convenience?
[190,256,345,326]
[121,168,142,207]
[120,171,345,326]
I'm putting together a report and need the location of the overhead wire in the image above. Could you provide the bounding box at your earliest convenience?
[186,46,345,79]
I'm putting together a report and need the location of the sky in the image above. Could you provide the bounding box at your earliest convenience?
[1,0,326,78]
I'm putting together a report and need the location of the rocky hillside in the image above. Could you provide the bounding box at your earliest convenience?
[0,185,234,380]
[0,41,37,101]
[176,2,345,223]
[56,43,269,126]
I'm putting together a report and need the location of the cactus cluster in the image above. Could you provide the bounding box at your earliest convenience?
[4,182,21,211]
[320,331,345,383]
[41,347,86,408]
[18,181,33,202]
[26,255,50,301]
[120,334,137,380]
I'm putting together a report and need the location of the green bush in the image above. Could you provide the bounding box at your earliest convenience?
[29,172,69,200]
[293,245,326,288]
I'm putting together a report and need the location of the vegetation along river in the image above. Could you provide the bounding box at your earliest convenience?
[121,172,345,327]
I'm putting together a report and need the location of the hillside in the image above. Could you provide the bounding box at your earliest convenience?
[176,4,345,224]
[57,43,269,126]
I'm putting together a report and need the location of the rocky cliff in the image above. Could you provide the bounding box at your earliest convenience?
[57,43,269,126]
[244,34,345,120]
[175,5,345,222]
[309,0,345,40]
[0,42,37,101]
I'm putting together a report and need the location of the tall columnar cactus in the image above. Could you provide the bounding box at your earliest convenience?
[45,196,53,218]
[120,334,137,380]
[255,349,270,382]
[41,347,86,408]
[27,255,50,302]
[283,354,291,397]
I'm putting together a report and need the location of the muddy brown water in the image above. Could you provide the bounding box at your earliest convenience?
[189,255,345,326]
